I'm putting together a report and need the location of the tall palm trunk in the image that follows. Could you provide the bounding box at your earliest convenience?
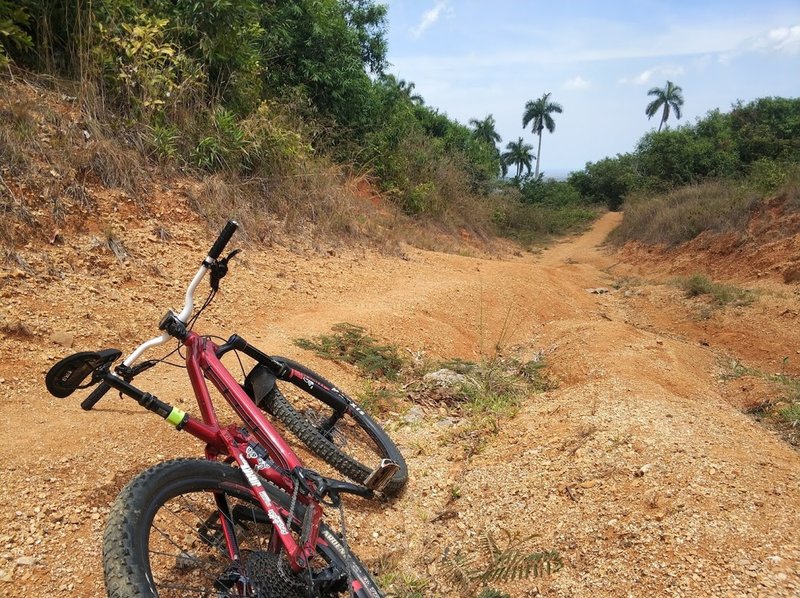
[535,127,544,178]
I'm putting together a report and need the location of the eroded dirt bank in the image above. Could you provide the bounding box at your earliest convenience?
[1,212,798,596]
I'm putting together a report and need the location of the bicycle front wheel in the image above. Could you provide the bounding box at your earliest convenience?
[103,459,383,598]
[263,357,408,497]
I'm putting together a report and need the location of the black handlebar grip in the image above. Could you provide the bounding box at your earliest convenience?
[81,381,112,411]
[208,220,239,261]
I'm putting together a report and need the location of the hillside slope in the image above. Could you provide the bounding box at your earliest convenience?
[1,210,799,596]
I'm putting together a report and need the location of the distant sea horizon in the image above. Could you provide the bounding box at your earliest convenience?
[543,168,573,181]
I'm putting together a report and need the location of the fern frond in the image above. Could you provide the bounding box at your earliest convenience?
[478,530,501,560]
[442,547,481,589]
[481,549,563,583]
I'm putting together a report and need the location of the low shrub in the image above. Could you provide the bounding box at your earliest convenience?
[675,274,756,307]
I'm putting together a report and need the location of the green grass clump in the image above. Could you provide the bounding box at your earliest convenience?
[294,323,405,380]
[675,274,756,307]
[724,357,800,445]
[454,357,553,419]
[779,403,800,426]
[492,199,598,246]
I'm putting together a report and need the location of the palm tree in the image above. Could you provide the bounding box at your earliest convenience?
[469,114,502,147]
[380,74,424,105]
[522,92,563,178]
[645,80,684,132]
[501,137,534,179]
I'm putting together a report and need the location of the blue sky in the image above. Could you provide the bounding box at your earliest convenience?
[383,0,800,176]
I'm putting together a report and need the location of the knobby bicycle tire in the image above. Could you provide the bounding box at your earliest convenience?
[264,357,408,497]
[103,459,383,598]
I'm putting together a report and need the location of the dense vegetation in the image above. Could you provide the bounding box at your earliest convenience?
[1,1,797,251]
[572,97,800,212]
[1,2,503,219]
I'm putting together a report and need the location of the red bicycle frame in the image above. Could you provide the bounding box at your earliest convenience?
[174,330,324,571]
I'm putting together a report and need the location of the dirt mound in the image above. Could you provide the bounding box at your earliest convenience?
[619,193,800,284]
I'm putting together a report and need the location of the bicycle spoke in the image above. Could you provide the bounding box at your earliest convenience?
[150,523,224,587]
[154,580,226,596]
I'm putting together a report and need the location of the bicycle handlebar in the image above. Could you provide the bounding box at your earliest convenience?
[121,220,239,368]
[208,220,239,261]
[81,381,112,411]
[80,220,240,407]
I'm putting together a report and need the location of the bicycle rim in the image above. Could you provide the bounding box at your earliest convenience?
[103,459,383,597]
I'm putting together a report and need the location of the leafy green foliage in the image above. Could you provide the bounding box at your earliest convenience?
[94,13,204,119]
[294,323,405,380]
[0,1,32,66]
[520,175,582,206]
[574,97,800,221]
[568,155,638,210]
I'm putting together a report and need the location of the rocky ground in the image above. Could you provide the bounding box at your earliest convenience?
[1,208,799,597]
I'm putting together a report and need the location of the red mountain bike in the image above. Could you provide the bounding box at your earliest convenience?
[45,221,406,597]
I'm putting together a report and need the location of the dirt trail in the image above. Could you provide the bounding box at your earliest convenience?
[1,212,798,596]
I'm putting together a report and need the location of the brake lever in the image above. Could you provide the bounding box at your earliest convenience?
[209,249,242,291]
[116,360,158,382]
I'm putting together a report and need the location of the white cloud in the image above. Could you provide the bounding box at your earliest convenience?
[563,76,590,90]
[751,24,800,54]
[720,23,800,62]
[619,65,685,86]
[411,1,450,39]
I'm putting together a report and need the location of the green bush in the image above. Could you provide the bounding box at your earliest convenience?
[571,99,800,212]
[0,1,32,66]
[519,176,582,206]
[569,155,637,210]
[747,158,794,194]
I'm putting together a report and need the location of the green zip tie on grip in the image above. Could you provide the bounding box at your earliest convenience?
[166,407,186,427]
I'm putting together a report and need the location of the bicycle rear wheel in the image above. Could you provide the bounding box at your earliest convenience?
[259,357,408,497]
[103,459,383,597]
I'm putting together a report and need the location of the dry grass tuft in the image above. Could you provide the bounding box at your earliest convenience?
[610,181,759,247]
[89,139,147,196]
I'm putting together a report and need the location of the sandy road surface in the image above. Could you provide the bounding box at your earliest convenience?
[0,212,798,596]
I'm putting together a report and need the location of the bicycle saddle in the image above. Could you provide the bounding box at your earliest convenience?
[45,349,122,398]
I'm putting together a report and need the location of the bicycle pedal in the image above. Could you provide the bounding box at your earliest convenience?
[363,459,400,492]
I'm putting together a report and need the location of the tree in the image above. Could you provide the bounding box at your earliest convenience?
[646,80,684,132]
[501,137,534,179]
[469,114,501,147]
[341,0,388,74]
[522,92,563,178]
[378,74,424,105]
